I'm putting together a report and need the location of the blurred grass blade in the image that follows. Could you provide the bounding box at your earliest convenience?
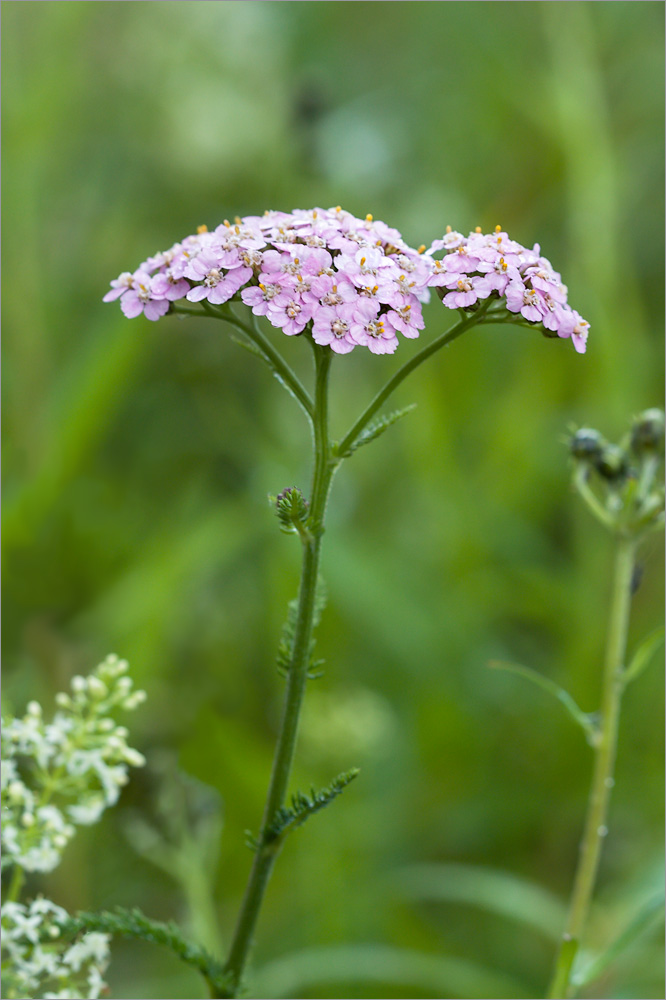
[489,660,597,741]
[622,628,664,686]
[573,893,665,988]
[250,944,530,999]
[394,862,566,941]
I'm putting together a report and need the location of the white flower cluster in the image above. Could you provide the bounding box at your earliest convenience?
[1,898,110,1000]
[1,656,145,998]
[2,654,146,874]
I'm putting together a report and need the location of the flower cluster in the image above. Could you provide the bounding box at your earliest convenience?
[426,226,589,352]
[1,655,146,874]
[104,207,433,354]
[104,208,589,354]
[1,899,110,1000]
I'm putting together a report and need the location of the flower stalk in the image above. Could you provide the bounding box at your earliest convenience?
[547,535,636,999]
[100,207,595,997]
[221,346,336,999]
[547,415,664,998]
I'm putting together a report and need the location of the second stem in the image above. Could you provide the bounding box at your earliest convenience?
[547,535,636,999]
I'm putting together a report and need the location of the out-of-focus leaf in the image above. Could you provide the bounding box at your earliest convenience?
[489,660,598,743]
[250,944,530,999]
[573,893,665,988]
[394,862,566,941]
[622,628,665,686]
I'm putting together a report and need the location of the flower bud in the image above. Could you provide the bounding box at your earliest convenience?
[123,748,147,767]
[122,690,147,710]
[631,408,665,453]
[87,676,108,700]
[595,443,628,482]
[569,427,605,462]
[273,487,310,536]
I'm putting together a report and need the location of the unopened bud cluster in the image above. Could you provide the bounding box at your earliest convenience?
[1,655,146,874]
[569,410,665,532]
[273,487,310,538]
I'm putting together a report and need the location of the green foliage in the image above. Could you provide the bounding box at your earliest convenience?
[263,768,360,845]
[276,577,327,678]
[337,405,417,457]
[489,660,599,744]
[623,628,665,686]
[59,908,231,999]
[2,2,664,997]
[573,893,665,989]
[250,943,530,999]
[393,862,566,941]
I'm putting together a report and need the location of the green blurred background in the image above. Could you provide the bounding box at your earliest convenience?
[2,2,664,997]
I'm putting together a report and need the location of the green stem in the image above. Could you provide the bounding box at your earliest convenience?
[547,536,636,999]
[573,465,616,531]
[336,304,494,456]
[221,347,336,998]
[5,864,25,904]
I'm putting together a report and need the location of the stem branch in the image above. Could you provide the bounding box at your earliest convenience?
[337,304,496,456]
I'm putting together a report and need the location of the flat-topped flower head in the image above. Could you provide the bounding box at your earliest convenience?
[426,225,589,353]
[105,207,430,354]
[105,212,588,355]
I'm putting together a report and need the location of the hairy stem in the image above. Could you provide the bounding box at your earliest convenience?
[547,536,636,999]
[221,346,335,998]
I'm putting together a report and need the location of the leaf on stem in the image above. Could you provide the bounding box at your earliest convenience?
[276,597,299,677]
[572,893,665,988]
[262,768,360,845]
[337,404,416,457]
[58,907,232,998]
[489,661,599,744]
[276,578,327,678]
[622,627,664,686]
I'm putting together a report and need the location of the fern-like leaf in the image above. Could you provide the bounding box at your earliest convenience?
[339,404,416,457]
[263,768,360,845]
[58,907,232,997]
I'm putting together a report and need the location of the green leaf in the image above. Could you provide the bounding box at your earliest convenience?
[58,907,231,998]
[250,944,530,999]
[573,893,664,987]
[263,768,360,844]
[393,862,566,941]
[489,660,599,743]
[276,577,326,677]
[622,627,664,686]
[338,404,416,457]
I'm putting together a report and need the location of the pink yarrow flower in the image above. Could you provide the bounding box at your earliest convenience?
[119,271,169,321]
[185,252,253,306]
[426,225,589,352]
[349,300,398,355]
[105,213,588,354]
[311,303,356,354]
